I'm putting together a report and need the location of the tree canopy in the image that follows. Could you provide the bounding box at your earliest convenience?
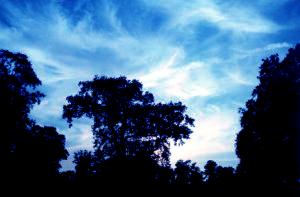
[0,50,44,149]
[236,44,300,193]
[0,49,68,187]
[175,160,203,186]
[63,76,194,166]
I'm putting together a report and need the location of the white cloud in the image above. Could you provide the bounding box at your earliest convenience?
[230,42,292,61]
[62,117,94,151]
[137,48,184,88]
[226,69,255,86]
[134,48,219,100]
[171,105,239,165]
[21,47,90,84]
[256,42,292,52]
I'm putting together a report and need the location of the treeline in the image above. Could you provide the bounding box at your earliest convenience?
[0,45,299,196]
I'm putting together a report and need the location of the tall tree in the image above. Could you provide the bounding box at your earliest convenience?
[0,50,44,155]
[235,44,300,193]
[63,76,194,166]
[0,49,68,185]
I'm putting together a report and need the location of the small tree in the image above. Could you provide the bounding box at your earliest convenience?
[204,160,218,182]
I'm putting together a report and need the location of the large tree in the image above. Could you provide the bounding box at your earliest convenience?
[0,50,44,153]
[0,49,68,184]
[63,76,194,166]
[236,44,300,192]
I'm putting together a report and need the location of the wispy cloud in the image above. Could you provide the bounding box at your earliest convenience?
[253,42,292,53]
[22,47,89,83]
[171,104,240,166]
[141,0,280,33]
[133,49,219,100]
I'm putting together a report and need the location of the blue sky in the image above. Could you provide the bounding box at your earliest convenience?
[1,0,300,170]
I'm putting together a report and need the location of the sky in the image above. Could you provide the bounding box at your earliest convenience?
[0,0,300,171]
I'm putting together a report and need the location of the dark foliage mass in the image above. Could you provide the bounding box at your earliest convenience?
[236,44,300,195]
[63,76,194,166]
[0,45,299,196]
[62,76,195,194]
[0,50,68,193]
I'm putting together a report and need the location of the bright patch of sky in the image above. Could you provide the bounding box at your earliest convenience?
[0,0,299,170]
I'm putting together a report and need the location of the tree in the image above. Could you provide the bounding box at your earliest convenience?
[63,76,194,167]
[16,125,68,179]
[0,50,44,158]
[0,49,68,186]
[203,160,236,195]
[235,44,300,194]
[174,160,203,190]
[215,166,235,184]
[73,150,95,179]
[173,160,203,195]
[204,160,218,182]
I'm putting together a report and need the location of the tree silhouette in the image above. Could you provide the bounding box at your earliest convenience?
[0,50,44,159]
[63,76,194,193]
[174,160,203,194]
[15,125,68,181]
[175,160,203,186]
[236,44,300,195]
[215,166,235,184]
[63,76,194,166]
[204,160,218,182]
[202,160,236,195]
[0,49,68,190]
[73,150,95,180]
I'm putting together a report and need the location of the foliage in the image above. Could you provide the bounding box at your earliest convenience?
[175,160,203,186]
[63,76,194,166]
[0,49,68,186]
[236,44,300,194]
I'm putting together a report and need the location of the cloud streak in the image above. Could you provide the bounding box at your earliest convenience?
[142,0,280,33]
